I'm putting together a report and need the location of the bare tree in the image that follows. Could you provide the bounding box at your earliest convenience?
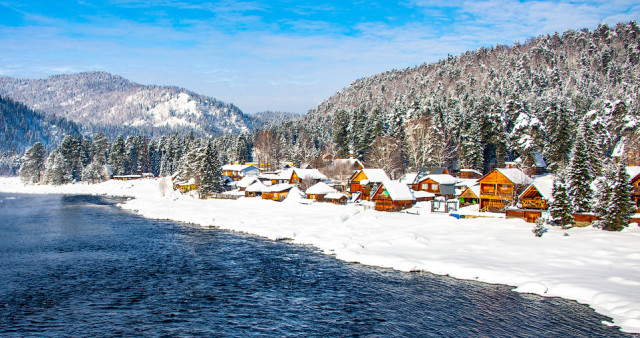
[404,118,433,171]
[366,136,406,179]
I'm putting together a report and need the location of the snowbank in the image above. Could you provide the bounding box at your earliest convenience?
[1,177,639,333]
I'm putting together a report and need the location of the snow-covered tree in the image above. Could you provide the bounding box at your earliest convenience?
[109,135,127,175]
[19,142,46,184]
[197,142,223,198]
[43,151,72,185]
[596,161,636,231]
[566,123,594,213]
[549,175,574,229]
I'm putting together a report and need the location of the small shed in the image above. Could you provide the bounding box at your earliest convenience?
[324,192,348,205]
[372,180,416,212]
[262,184,294,202]
[245,181,267,197]
[459,185,480,207]
[305,182,337,201]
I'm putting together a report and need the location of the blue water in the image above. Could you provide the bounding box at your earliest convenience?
[0,193,630,336]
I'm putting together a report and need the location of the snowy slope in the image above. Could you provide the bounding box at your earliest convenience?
[1,177,639,334]
[0,72,251,136]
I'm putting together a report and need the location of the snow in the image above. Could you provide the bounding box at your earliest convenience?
[293,169,327,181]
[245,181,267,193]
[305,182,337,195]
[520,175,555,201]
[266,183,294,193]
[324,192,347,200]
[358,169,389,183]
[423,174,457,185]
[237,176,259,189]
[459,168,482,176]
[412,190,435,199]
[1,176,640,334]
[496,168,532,185]
[627,166,640,182]
[221,164,259,173]
[376,180,415,201]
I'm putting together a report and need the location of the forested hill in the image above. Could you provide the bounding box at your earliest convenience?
[0,95,81,153]
[0,71,252,138]
[286,21,640,175]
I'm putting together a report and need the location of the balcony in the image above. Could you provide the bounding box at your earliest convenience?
[522,199,548,210]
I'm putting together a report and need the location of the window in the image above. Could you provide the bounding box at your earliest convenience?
[421,183,428,190]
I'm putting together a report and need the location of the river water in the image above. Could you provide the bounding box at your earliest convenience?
[0,193,629,336]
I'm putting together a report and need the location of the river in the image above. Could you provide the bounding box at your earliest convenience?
[0,193,628,336]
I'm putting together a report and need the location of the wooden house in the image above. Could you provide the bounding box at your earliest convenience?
[268,168,328,186]
[177,178,196,193]
[262,184,294,201]
[413,174,457,199]
[371,180,415,212]
[410,167,450,190]
[349,169,390,201]
[221,164,259,181]
[508,152,547,176]
[518,179,553,210]
[459,185,480,207]
[457,169,482,179]
[627,167,640,213]
[478,168,531,212]
[305,182,337,201]
[245,181,267,197]
[324,192,348,205]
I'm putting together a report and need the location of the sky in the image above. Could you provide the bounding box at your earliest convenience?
[0,1,639,114]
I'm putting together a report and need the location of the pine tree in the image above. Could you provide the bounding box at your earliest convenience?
[597,161,636,231]
[549,175,574,229]
[81,162,109,184]
[43,151,72,185]
[58,135,82,180]
[109,135,127,175]
[197,142,223,198]
[19,142,46,184]
[567,124,594,213]
[92,132,109,165]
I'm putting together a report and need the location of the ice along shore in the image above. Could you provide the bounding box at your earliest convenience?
[1,176,639,334]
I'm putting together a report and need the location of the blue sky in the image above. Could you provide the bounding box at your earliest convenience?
[0,1,638,114]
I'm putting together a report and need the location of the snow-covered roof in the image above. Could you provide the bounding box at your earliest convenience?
[519,175,555,201]
[237,176,259,188]
[359,169,389,183]
[627,166,640,182]
[324,192,347,200]
[330,158,364,168]
[221,164,258,172]
[294,169,327,180]
[266,183,295,193]
[259,173,281,180]
[459,168,482,176]
[412,190,435,198]
[455,178,478,188]
[177,178,195,185]
[245,181,267,192]
[113,174,142,178]
[495,168,532,185]
[305,182,337,195]
[376,180,415,201]
[421,174,457,185]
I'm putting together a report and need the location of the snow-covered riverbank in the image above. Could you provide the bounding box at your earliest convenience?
[1,176,639,334]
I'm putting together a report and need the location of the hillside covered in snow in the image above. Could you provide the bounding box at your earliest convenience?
[0,72,252,137]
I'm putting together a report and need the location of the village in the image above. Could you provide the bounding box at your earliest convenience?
[111,151,640,227]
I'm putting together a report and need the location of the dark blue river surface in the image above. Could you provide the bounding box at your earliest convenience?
[0,193,630,336]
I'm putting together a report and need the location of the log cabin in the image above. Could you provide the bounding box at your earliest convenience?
[478,168,531,212]
[245,181,267,197]
[262,184,294,201]
[305,182,337,201]
[413,174,457,199]
[518,179,554,210]
[349,169,390,201]
[268,168,328,186]
[221,164,259,181]
[411,167,450,190]
[457,169,482,179]
[628,166,640,213]
[371,180,415,212]
[459,185,480,207]
[324,192,348,205]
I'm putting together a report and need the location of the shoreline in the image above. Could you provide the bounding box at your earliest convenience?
[1,177,639,334]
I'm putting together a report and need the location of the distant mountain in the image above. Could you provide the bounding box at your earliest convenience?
[248,111,302,130]
[0,71,252,137]
[0,95,81,153]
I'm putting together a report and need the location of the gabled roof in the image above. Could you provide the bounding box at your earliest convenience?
[374,180,415,201]
[519,175,555,201]
[266,183,295,193]
[399,173,418,185]
[413,166,449,184]
[419,174,457,185]
[324,192,347,200]
[493,168,532,185]
[237,176,259,188]
[305,182,337,195]
[461,185,481,198]
[330,158,364,169]
[531,152,547,168]
[246,181,268,192]
[412,190,435,199]
[293,168,327,180]
[354,169,389,183]
[627,166,640,182]
[459,168,482,176]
